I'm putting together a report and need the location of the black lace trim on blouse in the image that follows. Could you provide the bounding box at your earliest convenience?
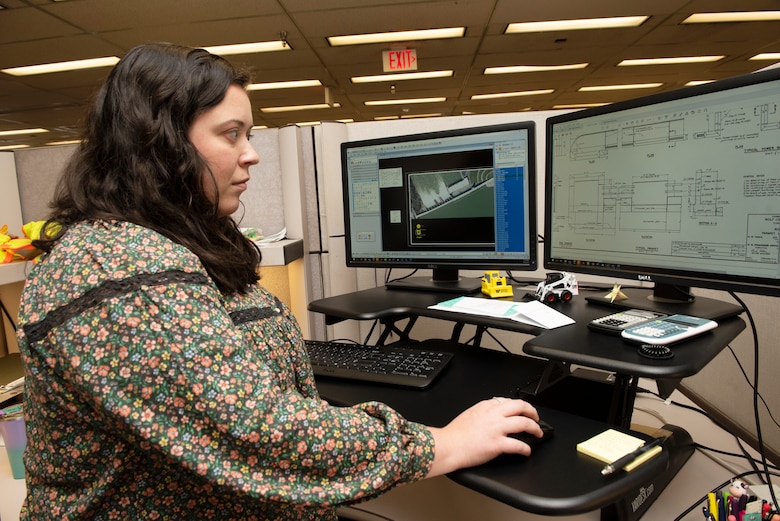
[23,271,210,344]
[229,297,283,325]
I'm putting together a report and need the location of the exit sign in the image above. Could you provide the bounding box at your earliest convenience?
[382,49,418,72]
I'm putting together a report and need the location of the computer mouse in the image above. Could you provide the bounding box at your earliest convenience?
[509,419,554,447]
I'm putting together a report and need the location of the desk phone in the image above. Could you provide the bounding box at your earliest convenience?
[620,314,718,345]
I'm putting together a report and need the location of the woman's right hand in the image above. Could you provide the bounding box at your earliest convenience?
[425,397,542,477]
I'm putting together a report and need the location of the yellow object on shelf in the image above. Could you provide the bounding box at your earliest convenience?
[0,221,59,264]
[481,270,513,298]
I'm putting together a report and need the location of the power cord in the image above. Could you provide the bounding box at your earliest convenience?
[729,291,778,510]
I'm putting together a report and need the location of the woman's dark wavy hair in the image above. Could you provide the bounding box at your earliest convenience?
[38,43,261,294]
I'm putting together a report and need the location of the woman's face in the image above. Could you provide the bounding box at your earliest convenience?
[188,84,260,217]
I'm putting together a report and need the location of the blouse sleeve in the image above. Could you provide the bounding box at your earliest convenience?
[40,276,434,507]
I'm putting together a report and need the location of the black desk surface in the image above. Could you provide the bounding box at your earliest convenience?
[309,285,746,379]
[316,340,669,515]
[309,286,745,515]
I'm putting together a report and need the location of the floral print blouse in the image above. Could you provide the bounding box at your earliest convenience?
[16,221,434,520]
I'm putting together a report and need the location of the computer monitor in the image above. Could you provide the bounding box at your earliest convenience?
[544,67,780,320]
[341,121,537,293]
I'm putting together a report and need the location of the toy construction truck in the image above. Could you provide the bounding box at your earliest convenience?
[535,272,578,303]
[481,271,514,298]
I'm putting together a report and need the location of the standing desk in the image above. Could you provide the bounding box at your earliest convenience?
[308,285,746,520]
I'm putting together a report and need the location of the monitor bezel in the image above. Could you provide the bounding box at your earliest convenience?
[341,120,539,278]
[543,66,780,299]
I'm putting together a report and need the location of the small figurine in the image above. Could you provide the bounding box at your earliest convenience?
[481,270,514,298]
[605,283,628,303]
[535,272,578,303]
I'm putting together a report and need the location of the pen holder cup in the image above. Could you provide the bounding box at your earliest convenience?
[0,416,26,479]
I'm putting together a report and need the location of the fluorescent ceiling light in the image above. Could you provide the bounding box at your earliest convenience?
[471,89,554,100]
[328,27,465,46]
[261,103,341,113]
[46,139,81,146]
[251,125,268,130]
[2,57,119,76]
[553,103,610,109]
[364,97,446,106]
[401,113,441,119]
[248,79,321,91]
[506,16,648,34]
[685,80,714,86]
[579,83,662,92]
[619,56,723,66]
[485,63,588,74]
[203,41,290,55]
[0,144,30,150]
[683,11,780,23]
[751,53,780,60]
[0,128,48,137]
[351,70,453,83]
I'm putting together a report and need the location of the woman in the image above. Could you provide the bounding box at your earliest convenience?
[17,43,542,520]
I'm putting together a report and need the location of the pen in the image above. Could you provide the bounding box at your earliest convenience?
[601,437,664,476]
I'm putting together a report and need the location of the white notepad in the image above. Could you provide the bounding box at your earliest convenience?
[428,296,575,329]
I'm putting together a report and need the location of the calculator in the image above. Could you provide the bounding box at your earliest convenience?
[620,314,718,345]
[588,309,668,335]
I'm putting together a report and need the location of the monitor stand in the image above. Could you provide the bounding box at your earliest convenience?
[585,284,743,321]
[386,268,482,294]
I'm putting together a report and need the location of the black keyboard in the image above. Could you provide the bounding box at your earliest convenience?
[305,340,453,389]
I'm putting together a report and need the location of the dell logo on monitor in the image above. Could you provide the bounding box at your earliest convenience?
[638,275,653,282]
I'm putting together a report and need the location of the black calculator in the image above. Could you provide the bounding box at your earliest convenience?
[588,309,668,335]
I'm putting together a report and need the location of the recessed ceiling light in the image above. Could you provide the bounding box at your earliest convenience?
[328,27,465,46]
[553,103,610,109]
[364,97,446,106]
[683,11,780,23]
[484,63,589,74]
[470,89,554,100]
[579,83,662,92]
[750,53,780,61]
[260,103,341,113]
[203,41,291,55]
[45,139,81,146]
[0,144,30,150]
[1,57,119,76]
[351,70,453,83]
[401,113,442,119]
[248,80,321,91]
[505,16,648,34]
[0,128,49,137]
[619,56,723,66]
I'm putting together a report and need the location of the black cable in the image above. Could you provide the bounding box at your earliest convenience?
[362,320,379,345]
[726,345,780,430]
[636,387,779,472]
[385,268,418,284]
[728,291,779,511]
[692,442,780,471]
